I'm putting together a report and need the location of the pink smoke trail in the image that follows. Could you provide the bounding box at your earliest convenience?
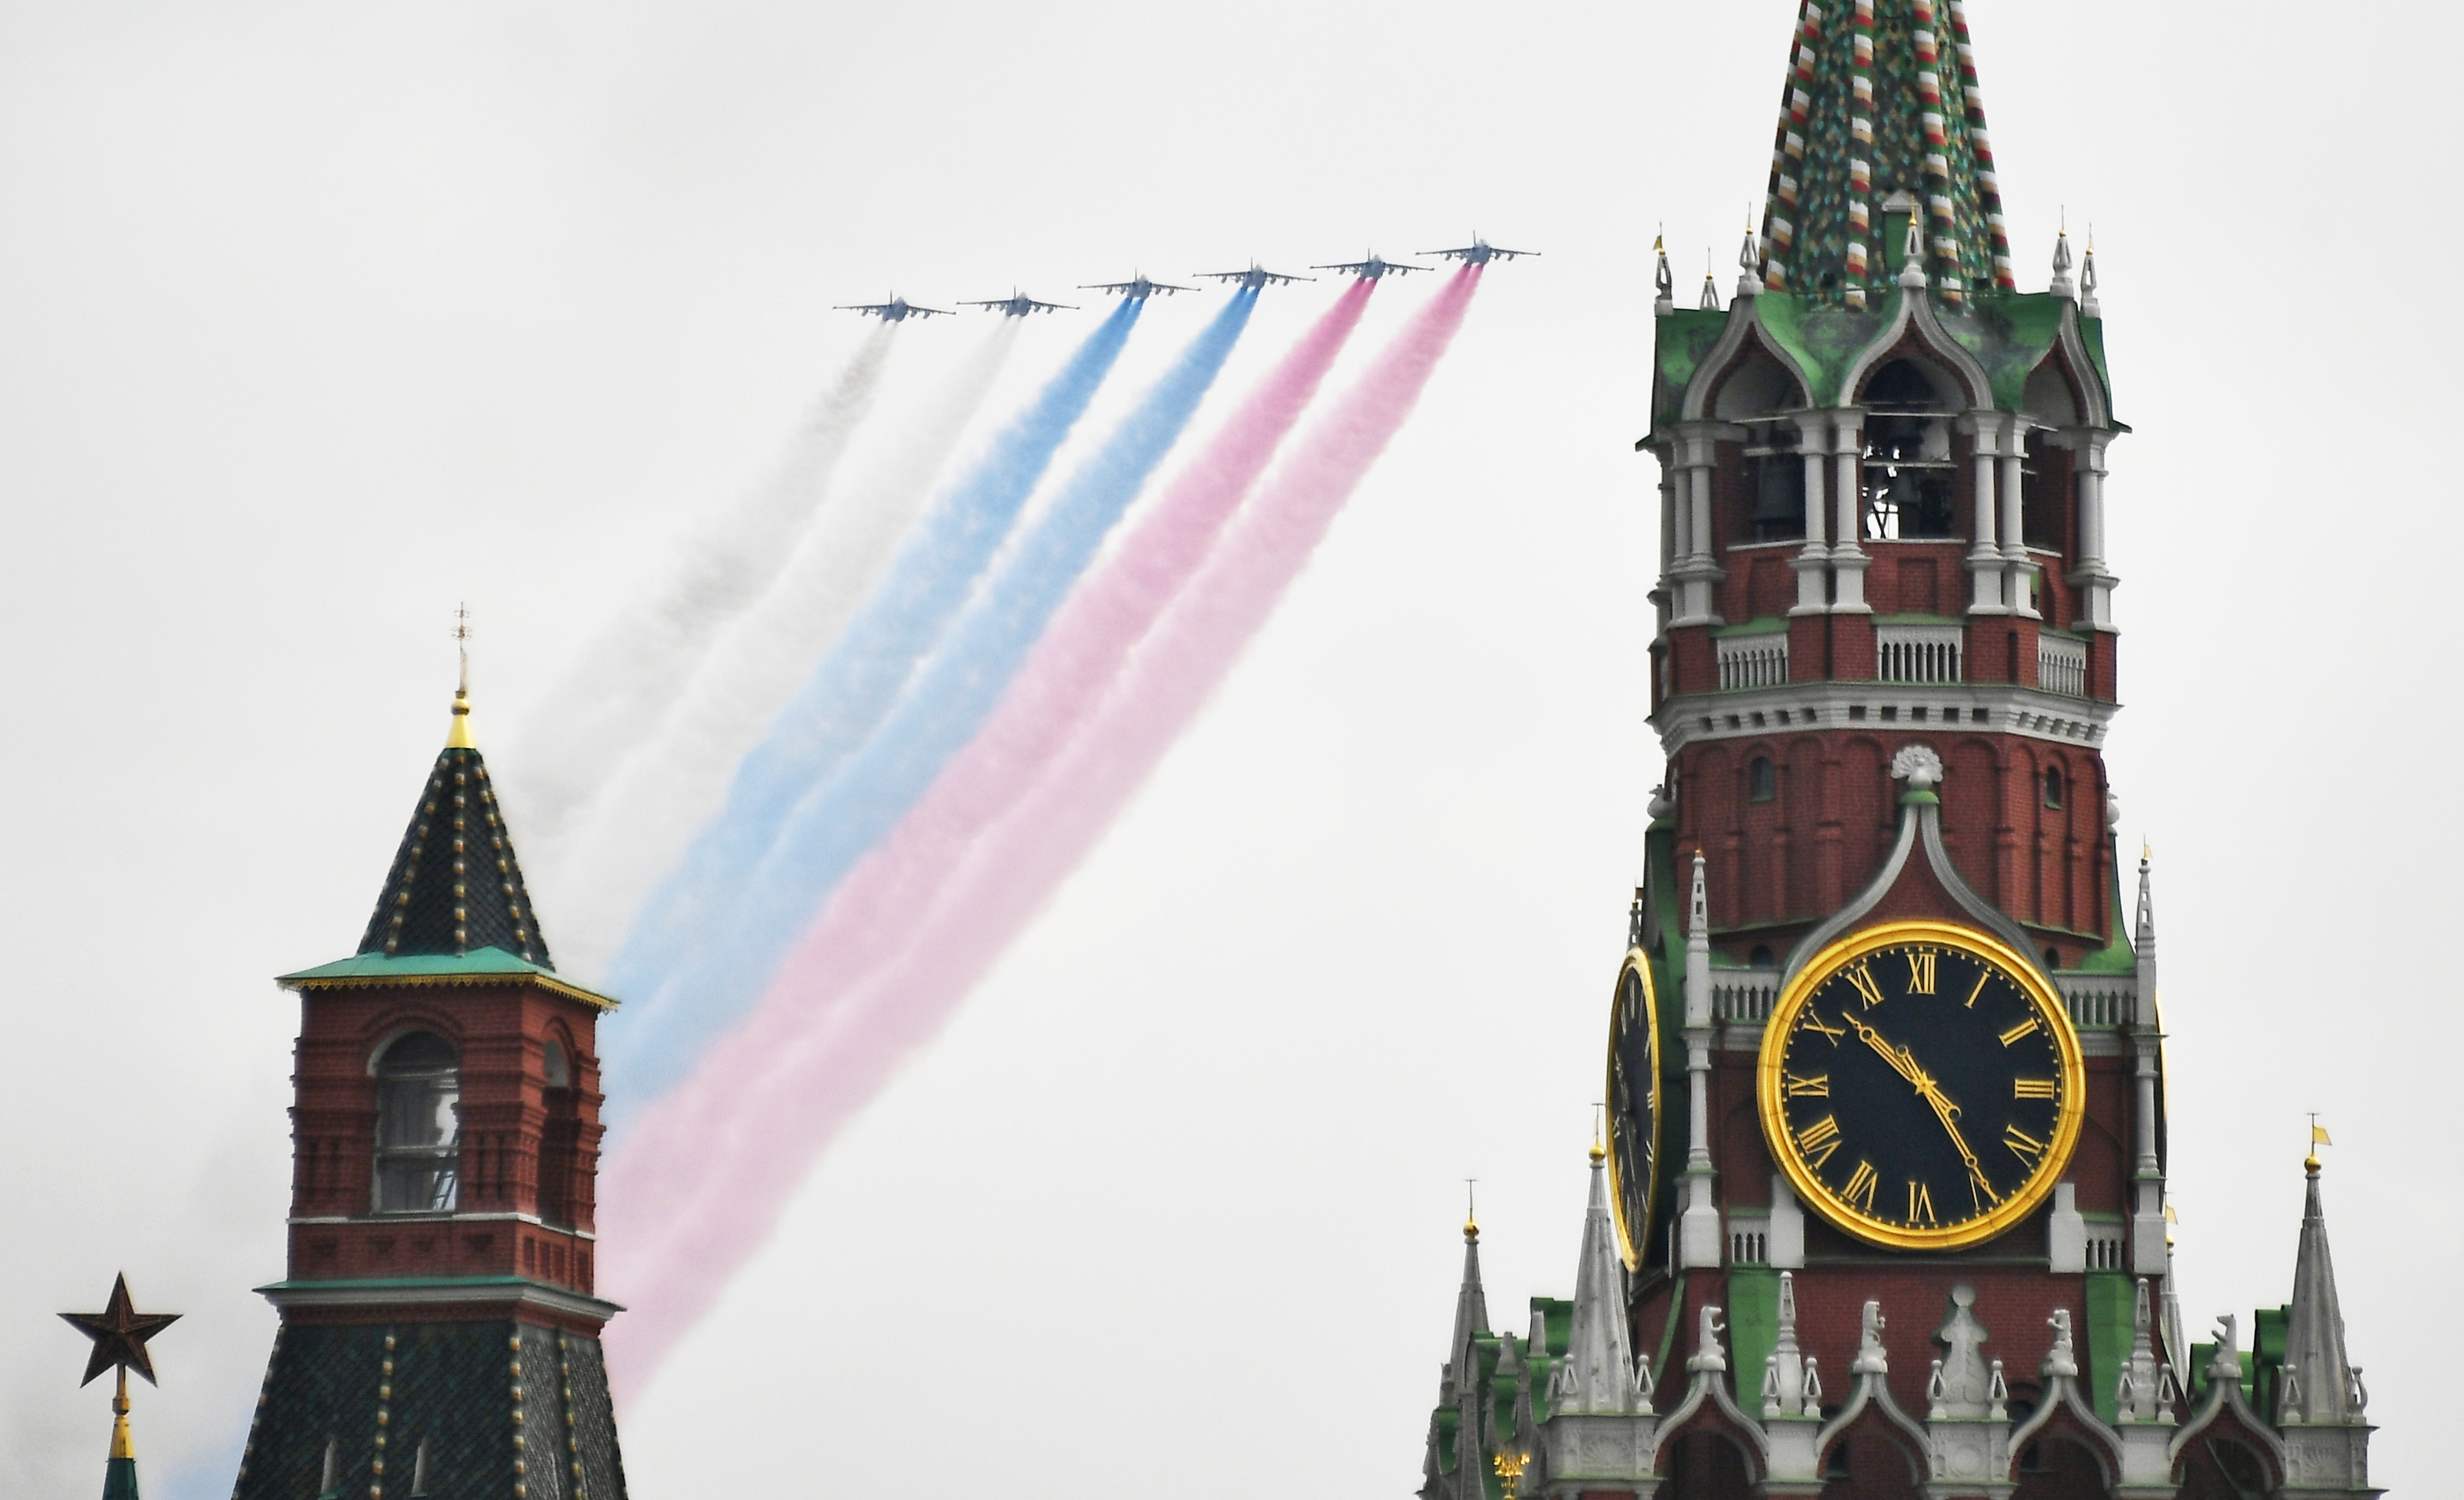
[602,269,1476,1397]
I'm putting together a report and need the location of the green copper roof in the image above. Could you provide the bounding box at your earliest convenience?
[279,947,617,1008]
[355,743,553,968]
[1756,0,2014,304]
[1650,286,2111,431]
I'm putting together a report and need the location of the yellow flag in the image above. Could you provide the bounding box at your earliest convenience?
[2311,1124,2333,1147]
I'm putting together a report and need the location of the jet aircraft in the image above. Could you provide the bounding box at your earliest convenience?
[961,290,1077,317]
[1195,262,1314,290]
[1423,237,1539,266]
[1079,271,1196,300]
[1312,252,1429,281]
[836,296,951,322]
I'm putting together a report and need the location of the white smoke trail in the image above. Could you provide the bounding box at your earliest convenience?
[536,319,1025,983]
[505,322,898,850]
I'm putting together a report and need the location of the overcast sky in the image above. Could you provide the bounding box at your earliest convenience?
[1,1,2455,1496]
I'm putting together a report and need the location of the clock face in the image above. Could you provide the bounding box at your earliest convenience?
[1758,921,2085,1251]
[1604,951,1664,1271]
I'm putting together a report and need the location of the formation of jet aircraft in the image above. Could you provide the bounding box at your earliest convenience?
[843,241,1525,317]
[962,291,1077,316]
[835,295,950,322]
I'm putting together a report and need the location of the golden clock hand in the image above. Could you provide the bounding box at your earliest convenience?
[1842,1013,1925,1085]
[1910,1072,1998,1206]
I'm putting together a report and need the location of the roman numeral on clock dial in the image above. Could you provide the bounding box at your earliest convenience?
[1796,1115,1842,1168]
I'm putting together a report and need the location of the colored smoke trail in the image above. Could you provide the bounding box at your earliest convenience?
[505,322,896,853]
[602,302,1138,1074]
[537,321,1023,980]
[607,292,1255,1113]
[602,271,1476,1393]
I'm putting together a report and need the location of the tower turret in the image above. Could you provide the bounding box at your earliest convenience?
[2273,1155,2378,1496]
[232,673,630,1500]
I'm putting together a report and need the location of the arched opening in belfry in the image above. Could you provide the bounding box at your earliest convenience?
[1719,355,1811,544]
[372,1031,461,1213]
[1859,358,1959,541]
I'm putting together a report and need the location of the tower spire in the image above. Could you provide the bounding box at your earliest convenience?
[1445,1194,1491,1400]
[2281,1150,2362,1423]
[1554,1138,1642,1414]
[350,625,552,966]
[1754,0,2016,303]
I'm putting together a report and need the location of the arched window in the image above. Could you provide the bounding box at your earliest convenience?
[374,1032,460,1213]
[2043,766,2064,809]
[543,1037,572,1090]
[1749,944,1775,968]
[1748,756,1777,802]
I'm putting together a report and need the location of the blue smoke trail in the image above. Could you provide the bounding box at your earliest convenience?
[613,289,1259,1111]
[607,301,1141,1073]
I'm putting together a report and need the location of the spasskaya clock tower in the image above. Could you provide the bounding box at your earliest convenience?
[1411,4,2381,1499]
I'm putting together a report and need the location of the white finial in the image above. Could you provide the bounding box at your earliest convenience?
[1801,1355,1824,1414]
[2044,1309,2079,1380]
[2050,211,2076,301]
[1633,1352,1656,1413]
[1700,246,1721,310]
[1654,230,1675,317]
[1987,1360,2008,1421]
[1899,213,1928,289]
[1736,213,1763,298]
[2079,226,2101,317]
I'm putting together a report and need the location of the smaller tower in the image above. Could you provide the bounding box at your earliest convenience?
[2274,1151,2378,1496]
[234,668,629,1500]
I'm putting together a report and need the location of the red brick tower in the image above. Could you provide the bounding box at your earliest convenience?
[1417,4,2377,1499]
[234,669,628,1500]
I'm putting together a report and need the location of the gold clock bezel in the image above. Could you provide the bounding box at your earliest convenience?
[1604,947,1664,1272]
[1756,919,2087,1253]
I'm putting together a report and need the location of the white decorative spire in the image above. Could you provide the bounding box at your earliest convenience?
[2281,1155,2362,1424]
[1442,1203,1490,1405]
[1765,1271,1806,1418]
[1933,1284,1992,1418]
[2049,216,2076,301]
[1898,213,1928,289]
[1654,233,1675,317]
[1554,1139,1642,1415]
[2079,228,2101,316]
[1736,216,1763,299]
[2117,1278,2169,1424]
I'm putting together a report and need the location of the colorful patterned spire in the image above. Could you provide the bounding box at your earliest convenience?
[1756,0,2017,305]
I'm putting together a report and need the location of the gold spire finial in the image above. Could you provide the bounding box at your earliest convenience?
[1464,1178,1480,1242]
[447,603,476,749]
[1590,1104,1607,1164]
[109,1367,133,1458]
[2306,1115,2331,1175]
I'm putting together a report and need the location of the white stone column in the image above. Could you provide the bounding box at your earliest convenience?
[1669,427,1726,627]
[2001,421,2039,619]
[1965,415,2008,615]
[2066,430,2119,630]
[1791,413,1831,615]
[1828,412,1870,613]
[1679,853,1722,1269]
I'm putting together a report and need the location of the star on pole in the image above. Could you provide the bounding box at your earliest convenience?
[60,1274,180,1388]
